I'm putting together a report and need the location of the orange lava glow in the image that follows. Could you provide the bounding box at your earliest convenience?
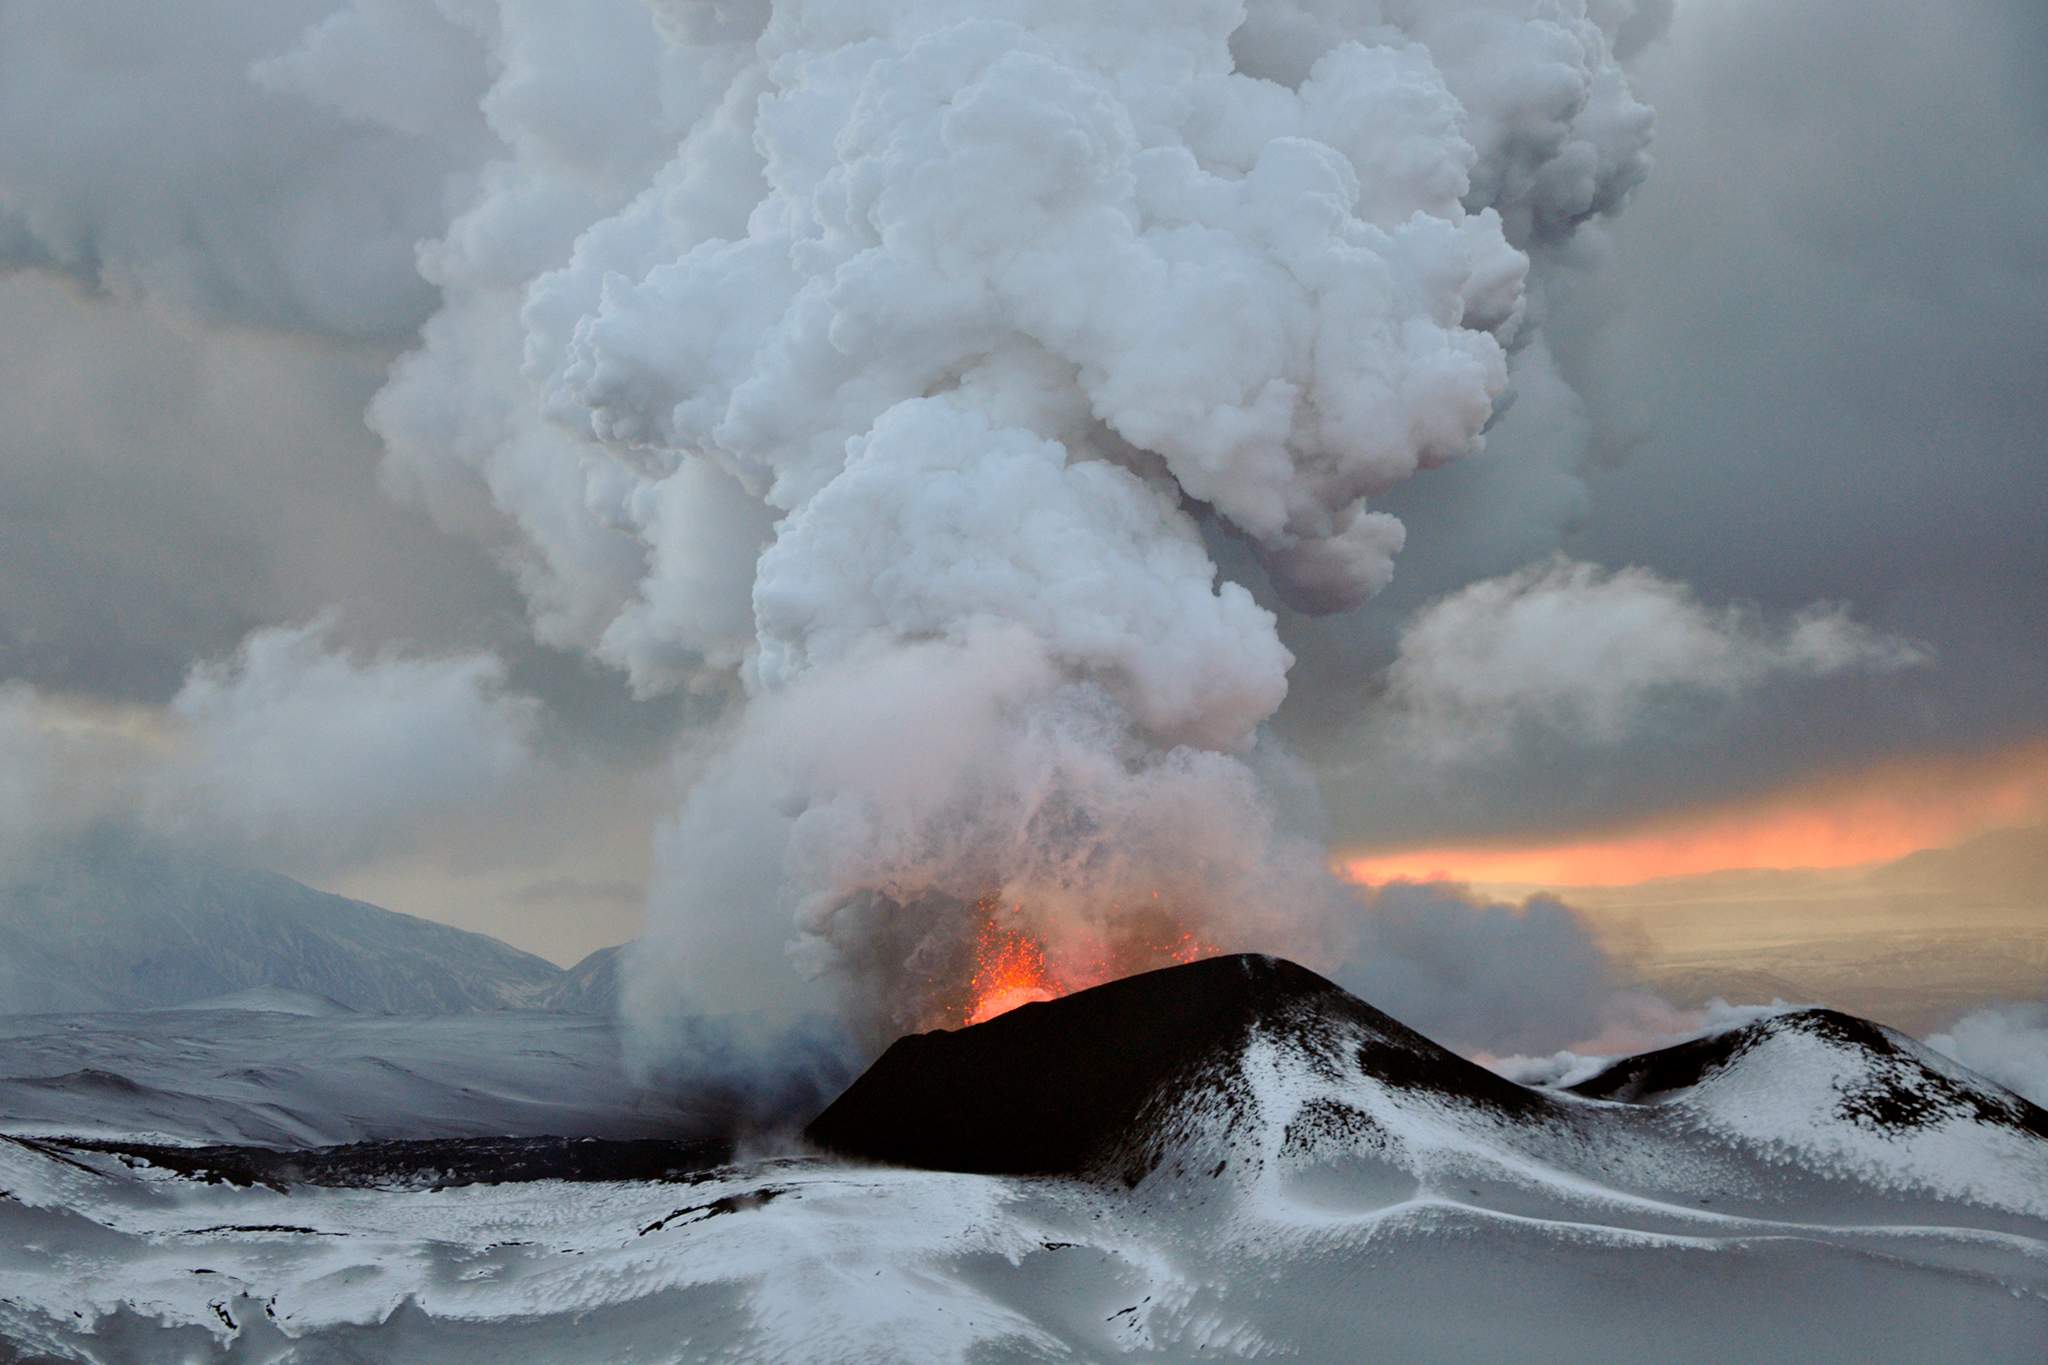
[1339,736,2048,889]
[957,897,1217,1026]
[965,914,1058,1025]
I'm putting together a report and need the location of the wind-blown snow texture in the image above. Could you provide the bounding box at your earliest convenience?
[3,957,2043,1362]
[0,1008,709,1149]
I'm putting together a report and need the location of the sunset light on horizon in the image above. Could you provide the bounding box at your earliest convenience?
[1341,736,2048,889]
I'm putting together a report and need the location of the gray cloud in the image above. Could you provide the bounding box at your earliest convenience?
[1337,880,1657,1057]
[1550,0,2048,780]
[0,274,522,703]
[0,0,482,339]
[1361,556,1926,768]
[144,619,541,871]
[1284,0,2048,848]
[1926,1003,2048,1109]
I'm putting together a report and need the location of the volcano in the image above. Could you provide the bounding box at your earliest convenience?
[7,956,2048,1361]
[805,954,1545,1181]
[808,954,2048,1230]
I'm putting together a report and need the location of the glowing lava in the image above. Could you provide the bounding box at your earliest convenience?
[957,897,1219,1027]
[965,911,1058,1025]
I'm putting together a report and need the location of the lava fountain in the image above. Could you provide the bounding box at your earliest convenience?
[965,914,1058,1025]
[955,896,1216,1027]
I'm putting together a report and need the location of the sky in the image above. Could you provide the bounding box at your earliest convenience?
[0,0,2041,1057]
[1306,0,2048,855]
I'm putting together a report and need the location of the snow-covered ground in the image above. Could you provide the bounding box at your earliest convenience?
[0,1005,709,1148]
[2,1105,2041,1360]
[3,961,2045,1362]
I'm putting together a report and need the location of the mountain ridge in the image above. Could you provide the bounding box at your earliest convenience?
[0,831,575,1016]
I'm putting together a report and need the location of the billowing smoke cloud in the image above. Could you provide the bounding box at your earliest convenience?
[330,0,1661,1060]
[7,0,2027,1089]
[629,629,1352,1046]
[144,619,540,870]
[1362,557,1930,767]
[1338,881,1621,1055]
[0,621,544,875]
[1926,1003,2048,1109]
[2,1,1673,1071]
[1331,878,1806,1064]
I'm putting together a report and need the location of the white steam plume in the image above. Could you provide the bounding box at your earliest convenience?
[342,0,1658,1057]
[1926,1004,2048,1109]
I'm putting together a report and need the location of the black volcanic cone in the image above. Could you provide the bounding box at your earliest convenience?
[1571,1008,2048,1140]
[803,953,1544,1178]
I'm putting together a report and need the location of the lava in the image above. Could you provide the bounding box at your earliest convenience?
[957,897,1218,1027]
[964,910,1058,1025]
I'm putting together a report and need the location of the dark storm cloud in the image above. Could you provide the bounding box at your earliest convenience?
[1337,882,1620,1056]
[1,0,2039,1002]
[1559,0,2048,778]
[1566,0,2048,657]
[0,274,691,761]
[1299,0,2048,848]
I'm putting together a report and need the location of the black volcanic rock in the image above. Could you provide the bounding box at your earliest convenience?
[30,1134,732,1190]
[803,954,1548,1180]
[1571,1008,2048,1141]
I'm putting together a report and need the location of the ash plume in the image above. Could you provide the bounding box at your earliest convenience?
[338,0,1661,1064]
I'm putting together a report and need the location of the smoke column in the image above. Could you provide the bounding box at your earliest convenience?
[359,1,1655,1059]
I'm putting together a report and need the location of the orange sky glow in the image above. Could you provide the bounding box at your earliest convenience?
[1339,736,2048,888]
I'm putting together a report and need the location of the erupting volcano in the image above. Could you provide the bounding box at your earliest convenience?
[954,897,1216,1027]
[964,913,1056,1026]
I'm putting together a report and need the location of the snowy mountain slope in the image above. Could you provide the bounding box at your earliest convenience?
[1567,1007,2048,1216]
[1,1111,2042,1360]
[0,832,565,1015]
[0,1008,714,1148]
[2,955,2044,1362]
[536,943,622,1015]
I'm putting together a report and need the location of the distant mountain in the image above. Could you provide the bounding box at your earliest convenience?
[538,943,623,1015]
[0,831,566,1016]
